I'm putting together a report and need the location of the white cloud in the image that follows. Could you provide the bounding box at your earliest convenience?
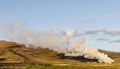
[104,29,120,35]
[77,18,93,22]
[82,28,120,36]
[95,37,120,43]
[76,12,115,23]
[110,39,120,43]
[104,12,115,17]
[81,28,105,35]
[95,37,110,41]
[81,28,120,43]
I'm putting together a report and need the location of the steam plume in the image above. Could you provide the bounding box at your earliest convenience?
[3,22,114,64]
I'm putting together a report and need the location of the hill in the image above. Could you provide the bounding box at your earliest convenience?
[0,40,120,66]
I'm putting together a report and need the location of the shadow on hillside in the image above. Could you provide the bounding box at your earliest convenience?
[57,54,98,62]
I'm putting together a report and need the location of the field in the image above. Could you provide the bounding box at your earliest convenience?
[21,65,120,69]
[1,63,120,69]
[1,62,120,69]
[1,59,120,69]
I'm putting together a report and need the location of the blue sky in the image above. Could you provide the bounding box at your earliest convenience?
[0,0,120,52]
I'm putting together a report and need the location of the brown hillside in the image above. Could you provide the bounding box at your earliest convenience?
[0,40,120,64]
[0,40,59,62]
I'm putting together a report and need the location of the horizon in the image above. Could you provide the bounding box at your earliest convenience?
[0,0,120,52]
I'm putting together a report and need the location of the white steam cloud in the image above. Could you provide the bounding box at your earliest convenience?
[3,22,114,64]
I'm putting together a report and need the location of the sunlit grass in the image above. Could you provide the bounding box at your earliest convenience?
[20,63,120,69]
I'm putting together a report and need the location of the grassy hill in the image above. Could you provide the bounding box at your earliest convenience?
[0,40,120,67]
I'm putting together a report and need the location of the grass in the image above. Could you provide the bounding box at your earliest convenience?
[1,62,120,69]
[18,63,120,69]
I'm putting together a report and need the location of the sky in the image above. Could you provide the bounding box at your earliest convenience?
[0,0,120,52]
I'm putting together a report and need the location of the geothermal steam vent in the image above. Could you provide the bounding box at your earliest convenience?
[4,23,114,64]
